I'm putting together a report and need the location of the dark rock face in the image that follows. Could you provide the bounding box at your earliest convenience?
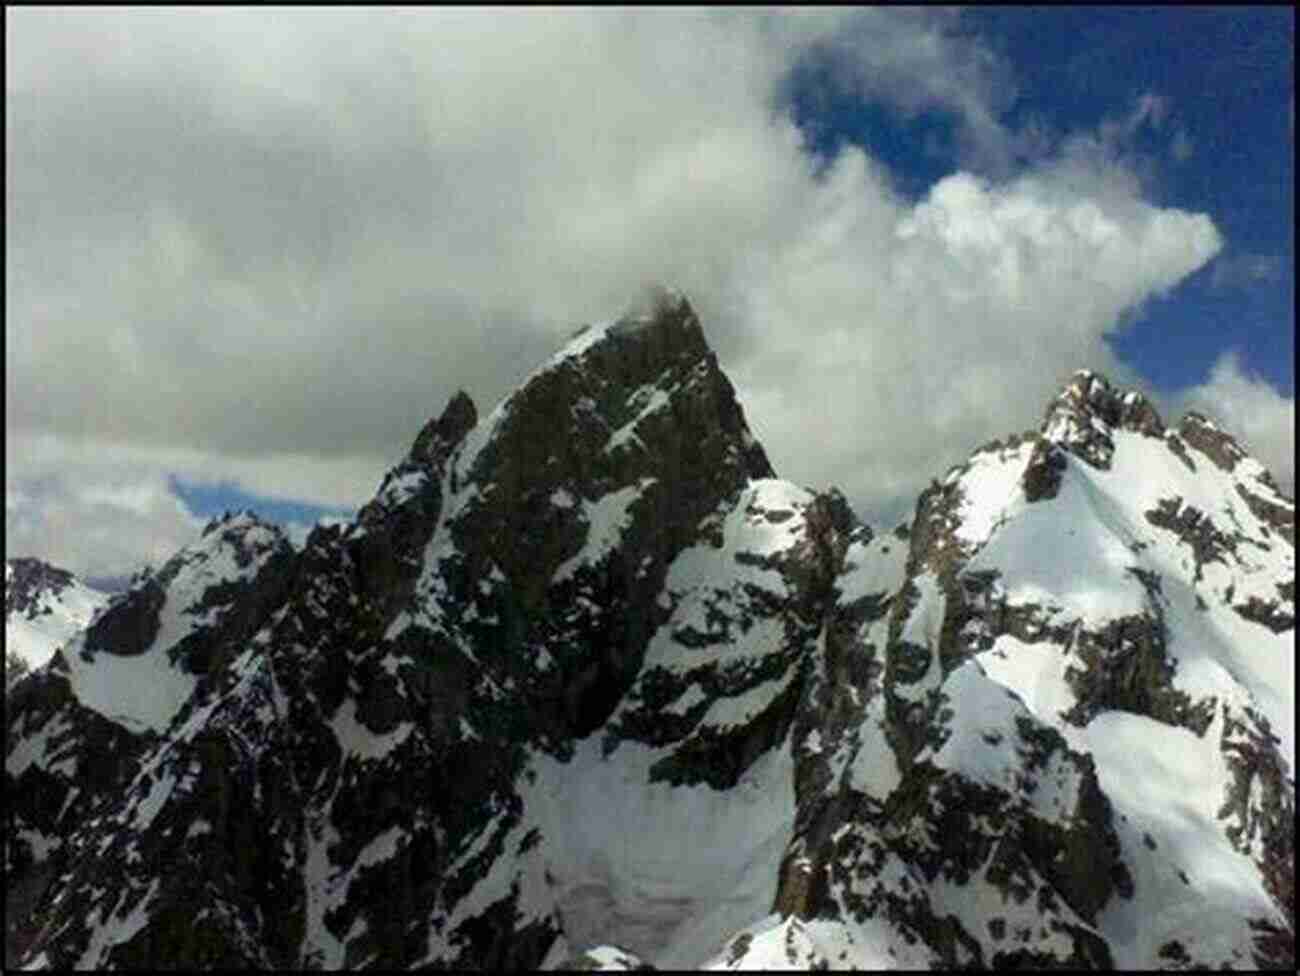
[1179,412,1247,473]
[1022,436,1067,502]
[4,669,154,968]
[432,290,775,748]
[1060,606,1213,734]
[6,323,1293,971]
[5,513,300,969]
[1144,498,1233,583]
[410,388,478,466]
[1236,481,1297,546]
[81,579,168,657]
[5,558,77,620]
[352,390,475,629]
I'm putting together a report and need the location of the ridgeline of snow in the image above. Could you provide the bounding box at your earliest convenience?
[64,514,288,735]
[5,561,109,672]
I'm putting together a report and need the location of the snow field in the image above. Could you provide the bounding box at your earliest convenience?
[701,911,932,970]
[63,630,197,735]
[836,532,907,605]
[965,465,1147,627]
[976,634,1079,728]
[962,427,1293,770]
[5,574,108,670]
[1081,710,1277,967]
[950,441,1035,547]
[58,518,284,735]
[524,733,797,969]
[934,416,1293,967]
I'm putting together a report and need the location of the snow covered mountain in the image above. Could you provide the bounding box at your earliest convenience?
[5,290,1294,969]
[5,558,109,676]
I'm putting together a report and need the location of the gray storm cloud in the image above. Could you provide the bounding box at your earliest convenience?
[6,8,1290,577]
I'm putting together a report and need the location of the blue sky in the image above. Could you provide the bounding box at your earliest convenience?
[975,7,1293,396]
[7,9,1295,579]
[169,477,347,538]
[783,7,1293,395]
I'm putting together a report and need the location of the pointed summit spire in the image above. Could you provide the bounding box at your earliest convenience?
[1042,369,1164,467]
[411,389,478,465]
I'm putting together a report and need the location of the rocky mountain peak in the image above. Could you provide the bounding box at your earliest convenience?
[410,389,478,466]
[7,287,1294,972]
[5,558,77,620]
[1167,412,1293,548]
[195,509,288,557]
[1176,410,1249,474]
[82,512,293,672]
[1041,369,1165,468]
[406,289,778,743]
[441,289,774,590]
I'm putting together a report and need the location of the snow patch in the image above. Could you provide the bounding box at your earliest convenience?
[330,699,413,761]
[927,661,1080,827]
[975,634,1079,726]
[75,879,159,968]
[63,633,197,734]
[554,480,656,582]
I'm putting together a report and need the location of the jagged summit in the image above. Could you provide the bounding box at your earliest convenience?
[449,287,772,507]
[6,557,79,619]
[1038,370,1292,508]
[6,301,1294,970]
[5,558,109,678]
[79,510,292,676]
[1041,369,1165,467]
[529,288,713,393]
[198,508,283,542]
[1176,408,1253,476]
[410,389,478,466]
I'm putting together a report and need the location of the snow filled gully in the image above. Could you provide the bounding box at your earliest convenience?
[522,732,797,969]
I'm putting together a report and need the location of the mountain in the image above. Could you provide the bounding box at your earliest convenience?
[5,290,1294,970]
[5,558,109,678]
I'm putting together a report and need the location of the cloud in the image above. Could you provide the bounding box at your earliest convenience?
[7,9,1228,570]
[728,150,1221,524]
[1128,93,1172,132]
[1210,253,1285,292]
[3,431,378,576]
[1170,352,1295,495]
[1044,91,1184,198]
[783,8,1020,175]
[5,446,203,579]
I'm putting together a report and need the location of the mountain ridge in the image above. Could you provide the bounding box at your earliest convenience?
[5,558,110,682]
[5,293,1293,970]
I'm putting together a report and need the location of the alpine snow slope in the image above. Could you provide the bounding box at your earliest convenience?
[5,290,1293,969]
[6,559,109,674]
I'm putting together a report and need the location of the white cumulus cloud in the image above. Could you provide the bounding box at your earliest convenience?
[5,8,1257,574]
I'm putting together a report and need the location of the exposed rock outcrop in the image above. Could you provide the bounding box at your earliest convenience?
[6,308,1293,971]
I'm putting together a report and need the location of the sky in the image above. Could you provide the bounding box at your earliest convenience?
[6,7,1294,583]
